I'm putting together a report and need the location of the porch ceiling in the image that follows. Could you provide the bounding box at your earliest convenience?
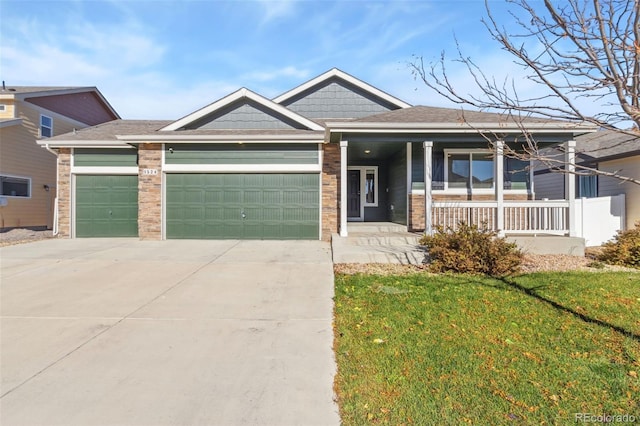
[347,140,405,161]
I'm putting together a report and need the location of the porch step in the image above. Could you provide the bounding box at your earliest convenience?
[346,232,423,246]
[347,222,409,234]
[331,223,426,265]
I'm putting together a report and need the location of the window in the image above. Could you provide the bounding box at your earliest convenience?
[40,115,53,138]
[578,174,597,198]
[0,104,6,112]
[1,175,31,197]
[364,168,377,205]
[505,158,530,190]
[446,152,494,190]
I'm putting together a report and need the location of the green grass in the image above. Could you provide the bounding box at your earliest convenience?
[334,271,640,425]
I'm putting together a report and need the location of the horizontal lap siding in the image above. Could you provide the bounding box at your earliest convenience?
[164,144,319,164]
[74,149,138,167]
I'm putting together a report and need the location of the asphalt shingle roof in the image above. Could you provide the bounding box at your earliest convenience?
[352,105,564,124]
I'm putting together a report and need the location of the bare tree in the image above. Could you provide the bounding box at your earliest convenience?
[410,0,640,185]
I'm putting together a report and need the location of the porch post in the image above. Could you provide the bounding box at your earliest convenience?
[423,141,433,235]
[565,140,577,237]
[495,140,504,235]
[340,140,348,237]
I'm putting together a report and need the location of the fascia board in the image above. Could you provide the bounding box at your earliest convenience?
[326,122,599,134]
[161,88,324,132]
[36,139,133,148]
[273,68,412,109]
[117,133,326,143]
[16,87,96,100]
[0,118,23,128]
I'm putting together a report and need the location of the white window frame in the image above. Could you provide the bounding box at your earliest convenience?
[442,149,495,193]
[0,173,32,198]
[0,104,6,112]
[40,114,53,138]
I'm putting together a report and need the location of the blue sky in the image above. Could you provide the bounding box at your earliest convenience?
[1,0,537,119]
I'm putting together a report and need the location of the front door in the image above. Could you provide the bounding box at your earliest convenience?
[347,170,361,219]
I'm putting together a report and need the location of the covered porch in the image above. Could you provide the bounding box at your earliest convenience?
[337,138,580,239]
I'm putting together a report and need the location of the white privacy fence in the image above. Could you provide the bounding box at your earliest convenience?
[574,195,625,246]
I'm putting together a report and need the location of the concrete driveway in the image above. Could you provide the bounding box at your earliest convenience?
[0,239,339,426]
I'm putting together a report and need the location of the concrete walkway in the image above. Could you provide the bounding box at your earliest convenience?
[0,239,339,426]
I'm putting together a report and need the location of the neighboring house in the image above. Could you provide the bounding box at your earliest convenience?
[534,130,640,230]
[40,68,596,241]
[0,86,119,230]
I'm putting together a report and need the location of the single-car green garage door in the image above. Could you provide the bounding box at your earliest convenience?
[166,173,319,239]
[75,175,138,237]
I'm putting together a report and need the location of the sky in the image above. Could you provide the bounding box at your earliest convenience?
[1,0,556,120]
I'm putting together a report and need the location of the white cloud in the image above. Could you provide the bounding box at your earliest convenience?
[241,66,310,83]
[256,0,297,24]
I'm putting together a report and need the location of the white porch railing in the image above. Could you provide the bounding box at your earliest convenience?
[432,201,570,235]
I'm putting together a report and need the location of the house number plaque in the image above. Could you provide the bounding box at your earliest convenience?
[142,169,159,176]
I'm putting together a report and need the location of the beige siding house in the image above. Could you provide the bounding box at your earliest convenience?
[534,130,640,230]
[0,86,118,230]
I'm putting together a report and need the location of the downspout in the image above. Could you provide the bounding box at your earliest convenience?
[44,143,59,236]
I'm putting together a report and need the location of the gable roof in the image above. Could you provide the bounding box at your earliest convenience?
[161,88,324,132]
[272,68,411,109]
[0,86,120,120]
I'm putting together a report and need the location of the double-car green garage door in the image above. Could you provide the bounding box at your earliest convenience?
[76,173,319,239]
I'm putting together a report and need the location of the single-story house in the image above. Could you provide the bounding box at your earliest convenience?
[534,130,639,230]
[0,86,119,231]
[40,68,596,241]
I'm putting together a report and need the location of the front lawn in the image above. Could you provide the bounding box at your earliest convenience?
[334,271,640,424]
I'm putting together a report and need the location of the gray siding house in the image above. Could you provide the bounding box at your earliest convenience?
[40,68,596,241]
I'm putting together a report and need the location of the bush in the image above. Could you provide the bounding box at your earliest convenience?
[597,221,640,269]
[419,222,523,276]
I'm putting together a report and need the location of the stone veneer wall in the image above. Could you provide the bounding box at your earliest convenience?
[321,144,340,241]
[408,192,531,232]
[56,148,72,237]
[138,143,162,240]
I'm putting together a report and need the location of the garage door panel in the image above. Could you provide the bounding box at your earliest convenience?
[75,175,138,237]
[166,173,319,239]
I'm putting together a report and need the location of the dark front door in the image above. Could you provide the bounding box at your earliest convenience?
[347,170,360,218]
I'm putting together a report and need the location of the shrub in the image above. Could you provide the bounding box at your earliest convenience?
[419,222,523,276]
[597,221,640,269]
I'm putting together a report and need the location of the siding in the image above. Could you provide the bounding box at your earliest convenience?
[279,79,396,119]
[388,147,407,225]
[0,100,16,119]
[165,144,318,164]
[533,171,565,200]
[0,102,79,228]
[598,156,640,229]
[74,148,138,167]
[25,92,117,126]
[185,100,302,130]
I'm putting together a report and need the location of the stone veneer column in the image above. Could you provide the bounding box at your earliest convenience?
[56,148,72,238]
[138,143,162,240]
[321,143,340,241]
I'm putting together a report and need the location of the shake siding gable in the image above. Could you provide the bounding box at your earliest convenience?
[279,80,398,119]
[185,101,303,130]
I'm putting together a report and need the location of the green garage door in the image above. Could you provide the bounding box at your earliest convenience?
[75,175,138,237]
[166,173,319,239]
